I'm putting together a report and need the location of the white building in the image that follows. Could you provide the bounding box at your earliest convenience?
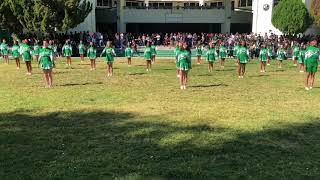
[252,0,320,35]
[72,0,253,33]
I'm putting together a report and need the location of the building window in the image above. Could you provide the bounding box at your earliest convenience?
[97,0,113,7]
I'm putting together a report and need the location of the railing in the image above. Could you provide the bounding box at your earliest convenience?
[124,5,225,10]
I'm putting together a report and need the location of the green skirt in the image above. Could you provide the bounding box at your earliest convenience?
[40,60,53,70]
[179,60,190,71]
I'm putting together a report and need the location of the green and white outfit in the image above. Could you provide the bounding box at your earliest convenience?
[0,43,9,56]
[298,49,305,64]
[174,47,181,68]
[39,47,54,70]
[196,46,203,57]
[233,45,240,57]
[259,48,268,62]
[101,47,116,63]
[277,48,286,61]
[20,43,32,62]
[144,47,152,60]
[219,45,227,59]
[150,45,157,56]
[178,50,191,71]
[78,43,85,55]
[62,44,72,57]
[87,46,97,60]
[33,44,40,56]
[268,46,273,58]
[206,48,217,62]
[304,46,319,73]
[125,47,133,58]
[292,46,300,60]
[237,46,249,64]
[11,45,20,58]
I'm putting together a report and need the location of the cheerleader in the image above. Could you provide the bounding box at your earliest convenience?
[33,40,40,62]
[62,40,72,67]
[48,40,56,68]
[0,39,9,64]
[20,39,32,75]
[144,42,152,71]
[233,42,240,59]
[237,41,249,78]
[178,42,191,90]
[174,44,181,77]
[292,43,300,67]
[78,40,85,63]
[304,39,319,90]
[195,43,203,64]
[87,42,97,70]
[219,41,227,69]
[276,45,286,69]
[298,44,306,73]
[11,41,20,69]
[206,42,217,73]
[267,44,273,65]
[100,41,116,77]
[259,44,268,73]
[150,42,157,64]
[124,43,133,66]
[39,39,54,88]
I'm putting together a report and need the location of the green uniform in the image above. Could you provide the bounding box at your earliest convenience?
[62,44,72,57]
[144,47,152,60]
[206,48,217,62]
[20,43,32,61]
[78,43,85,55]
[196,46,203,56]
[237,46,249,64]
[39,47,54,70]
[87,46,97,60]
[0,43,9,56]
[259,48,268,62]
[304,46,319,73]
[33,44,40,56]
[175,47,181,68]
[292,46,300,60]
[268,46,273,57]
[233,45,240,57]
[298,49,305,64]
[178,50,191,71]
[11,45,20,58]
[125,47,133,58]
[102,47,116,62]
[219,45,227,59]
[277,48,286,61]
[150,45,157,56]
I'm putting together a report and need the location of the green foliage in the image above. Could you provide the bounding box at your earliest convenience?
[311,0,320,26]
[0,0,92,32]
[272,0,313,34]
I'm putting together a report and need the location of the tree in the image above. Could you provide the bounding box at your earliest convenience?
[0,0,92,32]
[310,0,320,26]
[271,0,313,34]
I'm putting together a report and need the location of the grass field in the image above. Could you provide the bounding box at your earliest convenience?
[1,57,320,179]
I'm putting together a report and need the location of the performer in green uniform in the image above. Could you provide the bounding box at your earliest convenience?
[304,39,319,90]
[144,42,152,72]
[276,45,286,69]
[233,42,240,59]
[174,44,182,77]
[219,41,227,69]
[206,42,217,73]
[100,41,116,77]
[0,39,9,64]
[20,39,32,75]
[87,42,97,70]
[298,44,306,73]
[237,41,249,78]
[196,43,203,64]
[33,40,40,62]
[125,43,133,66]
[39,39,54,88]
[150,42,157,64]
[178,42,191,90]
[11,41,20,69]
[78,40,86,63]
[267,44,273,66]
[259,44,268,73]
[62,40,73,67]
[292,43,300,67]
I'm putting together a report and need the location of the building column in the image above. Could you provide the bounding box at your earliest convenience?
[221,0,231,33]
[117,0,126,32]
[144,0,149,7]
[199,0,205,6]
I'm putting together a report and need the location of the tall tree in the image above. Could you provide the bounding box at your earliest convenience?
[310,0,320,26]
[271,0,313,34]
[0,0,92,32]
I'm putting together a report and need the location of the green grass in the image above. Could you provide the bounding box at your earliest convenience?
[0,57,320,179]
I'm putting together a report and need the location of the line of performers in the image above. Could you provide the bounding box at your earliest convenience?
[0,38,319,90]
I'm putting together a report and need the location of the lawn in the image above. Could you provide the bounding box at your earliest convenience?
[0,57,320,179]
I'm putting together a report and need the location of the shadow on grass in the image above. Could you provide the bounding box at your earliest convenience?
[249,74,270,78]
[190,84,228,88]
[59,82,103,87]
[1,110,320,179]
[216,69,236,72]
[128,73,146,76]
